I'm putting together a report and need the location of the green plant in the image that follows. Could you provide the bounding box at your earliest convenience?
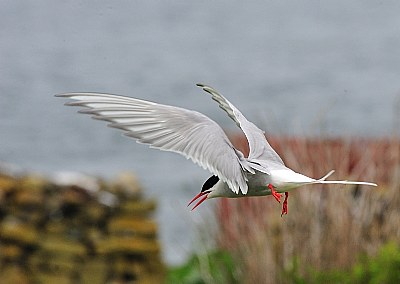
[167,250,239,284]
[282,242,400,284]
[351,242,400,284]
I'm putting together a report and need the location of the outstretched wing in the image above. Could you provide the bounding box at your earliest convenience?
[197,84,286,173]
[56,92,250,194]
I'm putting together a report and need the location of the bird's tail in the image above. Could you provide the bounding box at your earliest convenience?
[312,170,378,186]
[313,169,377,186]
[315,180,377,186]
[318,170,335,181]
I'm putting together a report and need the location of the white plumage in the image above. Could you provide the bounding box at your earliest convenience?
[57,84,377,215]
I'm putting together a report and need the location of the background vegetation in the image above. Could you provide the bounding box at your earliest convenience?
[2,135,398,283]
[170,135,400,284]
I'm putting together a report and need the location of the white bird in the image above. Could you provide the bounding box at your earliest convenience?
[56,84,377,216]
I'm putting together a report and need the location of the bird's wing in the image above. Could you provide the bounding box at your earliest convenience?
[197,84,285,173]
[56,92,250,194]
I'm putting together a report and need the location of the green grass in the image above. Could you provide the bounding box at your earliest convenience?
[167,250,239,284]
[283,242,400,284]
[168,242,400,284]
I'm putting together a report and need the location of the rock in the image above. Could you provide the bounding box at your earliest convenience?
[0,171,165,283]
[108,216,158,238]
[0,217,39,247]
[0,265,30,284]
[110,172,142,199]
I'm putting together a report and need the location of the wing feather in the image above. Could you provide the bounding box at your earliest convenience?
[197,84,286,172]
[57,92,249,194]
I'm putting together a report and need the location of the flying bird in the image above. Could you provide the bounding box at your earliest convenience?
[56,84,377,216]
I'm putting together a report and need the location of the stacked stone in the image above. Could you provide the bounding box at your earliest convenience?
[0,172,164,283]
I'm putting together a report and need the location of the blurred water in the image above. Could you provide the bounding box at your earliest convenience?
[1,1,399,264]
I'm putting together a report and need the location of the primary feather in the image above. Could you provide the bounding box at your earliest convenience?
[56,91,251,194]
[196,84,286,172]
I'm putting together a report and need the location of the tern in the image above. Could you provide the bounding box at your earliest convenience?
[57,84,377,215]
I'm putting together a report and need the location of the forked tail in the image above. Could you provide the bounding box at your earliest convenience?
[316,180,377,186]
[314,169,377,187]
[318,170,335,181]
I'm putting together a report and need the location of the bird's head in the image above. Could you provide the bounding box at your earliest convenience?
[187,175,219,210]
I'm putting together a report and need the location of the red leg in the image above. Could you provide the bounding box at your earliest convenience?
[281,192,289,217]
[268,183,281,203]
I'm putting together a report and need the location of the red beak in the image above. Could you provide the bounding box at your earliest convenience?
[187,190,210,211]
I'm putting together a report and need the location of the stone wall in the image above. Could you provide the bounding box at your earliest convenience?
[0,172,164,283]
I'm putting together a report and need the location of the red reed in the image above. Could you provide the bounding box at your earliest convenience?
[215,134,399,283]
